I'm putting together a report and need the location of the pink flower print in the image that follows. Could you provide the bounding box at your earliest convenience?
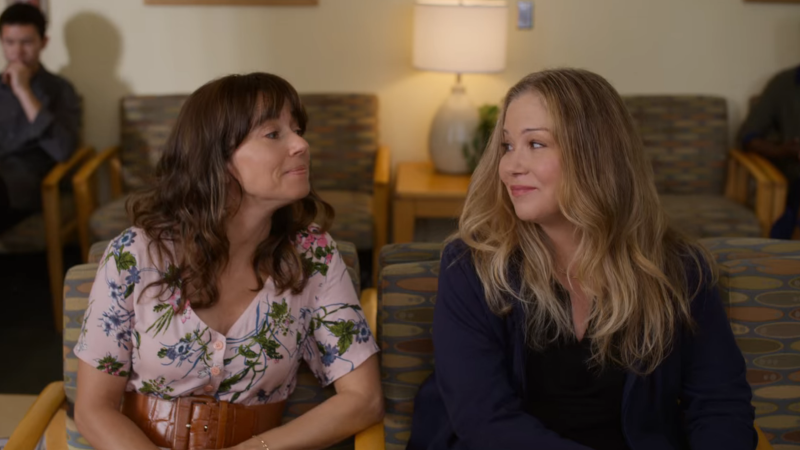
[302,234,316,250]
[167,292,182,313]
[325,253,333,265]
[316,235,328,248]
[179,305,192,324]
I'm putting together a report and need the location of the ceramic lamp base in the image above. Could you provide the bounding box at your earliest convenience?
[429,82,478,175]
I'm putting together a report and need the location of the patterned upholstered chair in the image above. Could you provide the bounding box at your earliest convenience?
[73,94,390,284]
[703,237,800,448]
[0,146,94,332]
[5,240,378,450]
[356,240,786,450]
[623,96,784,238]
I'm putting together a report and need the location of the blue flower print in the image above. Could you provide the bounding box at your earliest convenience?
[125,266,141,285]
[354,320,371,344]
[108,281,126,302]
[101,310,124,336]
[117,229,137,248]
[320,343,339,367]
[115,328,132,348]
[157,336,195,366]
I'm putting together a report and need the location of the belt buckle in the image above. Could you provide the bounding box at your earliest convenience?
[173,395,224,450]
[180,395,218,430]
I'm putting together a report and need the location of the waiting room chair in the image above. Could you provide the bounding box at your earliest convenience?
[623,96,785,238]
[6,239,380,450]
[355,239,791,449]
[73,94,389,284]
[0,145,94,332]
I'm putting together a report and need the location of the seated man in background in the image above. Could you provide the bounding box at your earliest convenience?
[0,3,80,233]
[739,64,800,238]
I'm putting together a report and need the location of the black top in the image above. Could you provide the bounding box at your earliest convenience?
[407,239,757,450]
[524,334,630,450]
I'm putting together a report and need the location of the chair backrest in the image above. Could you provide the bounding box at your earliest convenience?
[65,240,361,450]
[302,94,379,195]
[622,95,728,196]
[377,239,797,449]
[377,244,441,450]
[120,95,188,191]
[118,93,379,196]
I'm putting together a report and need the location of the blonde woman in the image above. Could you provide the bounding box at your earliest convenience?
[407,69,755,450]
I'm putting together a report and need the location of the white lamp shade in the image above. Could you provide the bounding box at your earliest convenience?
[413,0,508,74]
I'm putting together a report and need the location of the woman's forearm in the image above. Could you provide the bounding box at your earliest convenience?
[238,390,384,450]
[75,406,161,450]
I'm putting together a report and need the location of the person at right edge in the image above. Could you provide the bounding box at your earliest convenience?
[407,68,756,450]
[739,64,800,239]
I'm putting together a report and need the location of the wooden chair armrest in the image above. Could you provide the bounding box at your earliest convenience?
[726,149,776,236]
[755,423,774,450]
[747,152,788,186]
[360,288,378,335]
[728,149,771,184]
[73,145,122,260]
[72,145,121,190]
[41,146,94,191]
[372,146,391,286]
[746,152,789,226]
[374,145,390,187]
[5,381,66,450]
[355,421,386,450]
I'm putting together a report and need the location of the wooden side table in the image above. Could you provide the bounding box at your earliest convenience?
[393,161,471,243]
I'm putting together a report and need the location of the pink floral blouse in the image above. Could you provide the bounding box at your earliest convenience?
[74,225,379,405]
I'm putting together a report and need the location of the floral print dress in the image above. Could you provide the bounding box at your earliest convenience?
[74,225,379,405]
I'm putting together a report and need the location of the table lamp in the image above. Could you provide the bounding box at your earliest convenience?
[413,0,508,174]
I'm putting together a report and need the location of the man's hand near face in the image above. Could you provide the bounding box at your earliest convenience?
[2,60,41,123]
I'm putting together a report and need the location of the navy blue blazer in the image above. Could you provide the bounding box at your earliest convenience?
[407,240,756,450]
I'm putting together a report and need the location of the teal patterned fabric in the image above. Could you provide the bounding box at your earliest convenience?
[90,94,380,250]
[623,96,728,196]
[62,240,361,450]
[623,96,763,239]
[303,95,379,195]
[662,194,762,239]
[378,260,439,450]
[700,237,800,448]
[120,95,187,192]
[89,196,128,242]
[376,238,800,449]
[379,243,442,267]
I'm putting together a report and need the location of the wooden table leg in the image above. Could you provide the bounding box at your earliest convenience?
[393,199,415,243]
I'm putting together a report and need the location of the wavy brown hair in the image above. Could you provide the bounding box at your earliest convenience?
[129,72,333,310]
[458,68,713,374]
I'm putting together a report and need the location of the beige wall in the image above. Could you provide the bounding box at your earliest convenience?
[5,0,800,165]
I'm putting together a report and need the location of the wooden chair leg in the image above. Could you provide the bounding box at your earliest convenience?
[42,187,64,333]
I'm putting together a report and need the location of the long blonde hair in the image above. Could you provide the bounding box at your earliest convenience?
[458,68,711,374]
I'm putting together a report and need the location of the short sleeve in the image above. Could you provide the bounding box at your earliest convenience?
[302,237,379,386]
[74,229,140,377]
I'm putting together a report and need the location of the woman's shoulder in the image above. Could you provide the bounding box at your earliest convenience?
[441,238,477,273]
[102,226,171,270]
[294,223,338,276]
[105,227,148,258]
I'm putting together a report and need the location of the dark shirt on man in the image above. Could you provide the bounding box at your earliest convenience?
[739,65,800,180]
[0,65,80,212]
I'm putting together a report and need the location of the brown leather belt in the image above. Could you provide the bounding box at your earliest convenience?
[121,391,286,450]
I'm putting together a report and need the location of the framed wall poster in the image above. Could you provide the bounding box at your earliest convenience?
[144,0,317,5]
[4,0,48,16]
